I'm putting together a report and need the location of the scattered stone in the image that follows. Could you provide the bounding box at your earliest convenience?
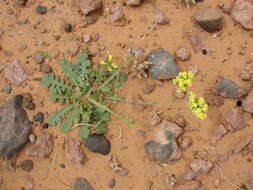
[64,24,72,33]
[231,135,253,154]
[190,159,214,174]
[187,32,205,53]
[128,45,144,58]
[181,168,199,181]
[213,179,220,188]
[240,72,252,81]
[142,83,156,94]
[22,175,35,190]
[231,0,253,30]
[33,112,44,123]
[177,180,202,190]
[16,0,27,6]
[144,120,182,161]
[0,28,5,38]
[213,77,244,99]
[147,48,179,80]
[83,34,91,43]
[196,8,223,32]
[59,163,66,168]
[176,47,191,61]
[223,108,244,131]
[20,160,33,172]
[85,14,99,25]
[148,111,162,127]
[85,134,110,155]
[153,8,169,25]
[40,64,52,73]
[4,60,28,86]
[108,178,116,188]
[36,5,47,14]
[180,136,193,149]
[21,93,35,110]
[65,138,83,167]
[136,129,145,136]
[29,134,36,143]
[175,115,187,128]
[73,0,102,15]
[118,168,129,176]
[42,122,49,129]
[2,84,12,94]
[216,154,229,162]
[25,132,53,158]
[91,33,100,41]
[243,90,253,113]
[211,124,228,144]
[110,7,124,23]
[33,52,45,64]
[126,0,143,6]
[74,178,94,190]
[0,96,31,157]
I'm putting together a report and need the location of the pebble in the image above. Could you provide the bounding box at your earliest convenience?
[83,34,91,43]
[33,112,44,123]
[108,178,116,188]
[42,122,49,129]
[2,84,12,94]
[240,72,251,81]
[59,163,65,168]
[175,115,187,128]
[118,168,129,176]
[136,129,145,136]
[40,64,52,73]
[91,33,100,41]
[213,179,220,188]
[33,52,45,64]
[20,160,33,172]
[64,24,72,33]
[176,47,191,61]
[36,5,47,14]
[29,134,36,143]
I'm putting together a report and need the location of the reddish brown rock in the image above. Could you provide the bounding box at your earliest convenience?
[223,108,244,131]
[190,159,213,174]
[243,89,253,113]
[187,32,205,53]
[231,0,253,30]
[231,135,253,154]
[176,47,191,61]
[110,7,124,23]
[65,138,83,167]
[4,60,28,86]
[180,136,193,149]
[211,124,228,144]
[153,8,169,25]
[181,168,198,181]
[177,180,202,190]
[25,132,53,158]
[73,0,102,15]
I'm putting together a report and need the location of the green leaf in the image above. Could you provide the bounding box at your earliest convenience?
[101,87,111,93]
[79,126,90,140]
[48,104,74,126]
[60,107,82,133]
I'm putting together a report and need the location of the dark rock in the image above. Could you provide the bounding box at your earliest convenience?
[2,84,12,94]
[128,45,144,58]
[243,89,253,113]
[85,134,110,155]
[59,163,66,168]
[223,108,244,131]
[144,120,182,161]
[20,160,33,172]
[196,8,223,32]
[176,47,191,61]
[0,96,31,157]
[64,24,72,33]
[33,112,44,123]
[25,132,53,158]
[213,77,244,99]
[73,0,102,15]
[42,122,49,129]
[74,178,94,190]
[126,0,143,6]
[36,5,47,14]
[4,60,28,86]
[33,52,45,64]
[153,8,169,25]
[147,48,179,80]
[40,64,52,73]
[108,178,116,188]
[231,0,253,30]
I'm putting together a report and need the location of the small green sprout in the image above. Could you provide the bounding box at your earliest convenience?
[187,91,208,120]
[172,71,194,93]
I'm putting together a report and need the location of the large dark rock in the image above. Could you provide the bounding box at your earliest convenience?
[74,178,94,190]
[85,134,110,155]
[0,95,31,157]
[196,8,223,32]
[147,48,179,80]
[213,77,244,99]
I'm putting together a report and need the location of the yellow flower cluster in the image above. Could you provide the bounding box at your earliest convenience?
[187,91,208,120]
[100,55,118,72]
[172,71,194,93]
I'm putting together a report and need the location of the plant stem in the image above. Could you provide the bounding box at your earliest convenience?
[97,70,119,91]
[88,97,134,126]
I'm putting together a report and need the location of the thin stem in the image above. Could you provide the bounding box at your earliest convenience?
[97,70,119,91]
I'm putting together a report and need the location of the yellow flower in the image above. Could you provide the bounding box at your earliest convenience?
[107,67,113,72]
[187,92,208,120]
[112,63,118,69]
[108,55,113,62]
[100,61,107,65]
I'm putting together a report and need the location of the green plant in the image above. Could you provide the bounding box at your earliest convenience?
[42,51,133,139]
[173,71,208,119]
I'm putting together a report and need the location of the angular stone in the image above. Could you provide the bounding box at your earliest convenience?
[73,0,102,15]
[85,134,110,155]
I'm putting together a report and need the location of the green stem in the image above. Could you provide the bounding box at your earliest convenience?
[88,97,134,126]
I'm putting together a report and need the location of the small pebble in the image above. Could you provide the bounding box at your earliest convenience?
[29,134,36,143]
[213,179,220,188]
[175,115,187,128]
[42,122,49,129]
[64,24,72,33]
[33,112,44,123]
[36,5,47,14]
[118,168,129,176]
[240,72,251,81]
[91,33,100,41]
[20,160,33,172]
[59,163,65,168]
[34,52,45,64]
[25,102,36,110]
[83,34,91,43]
[108,178,116,188]
[40,64,52,73]
[136,129,145,136]
[176,47,191,61]
[2,84,12,94]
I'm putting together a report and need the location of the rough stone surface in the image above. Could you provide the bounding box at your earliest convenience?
[4,60,28,86]
[231,0,253,30]
[188,32,205,53]
[144,120,182,161]
[196,8,223,32]
[231,135,253,154]
[153,8,169,25]
[211,124,228,144]
[110,7,124,23]
[86,134,110,155]
[223,108,244,131]
[73,0,102,15]
[20,160,33,172]
[0,95,31,157]
[213,77,244,99]
[243,89,253,113]
[126,0,143,6]
[128,45,144,58]
[25,132,53,158]
[74,178,94,190]
[65,138,83,167]
[147,48,179,80]
[190,159,214,174]
[176,47,191,61]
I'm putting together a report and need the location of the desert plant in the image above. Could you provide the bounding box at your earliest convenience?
[42,51,133,139]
